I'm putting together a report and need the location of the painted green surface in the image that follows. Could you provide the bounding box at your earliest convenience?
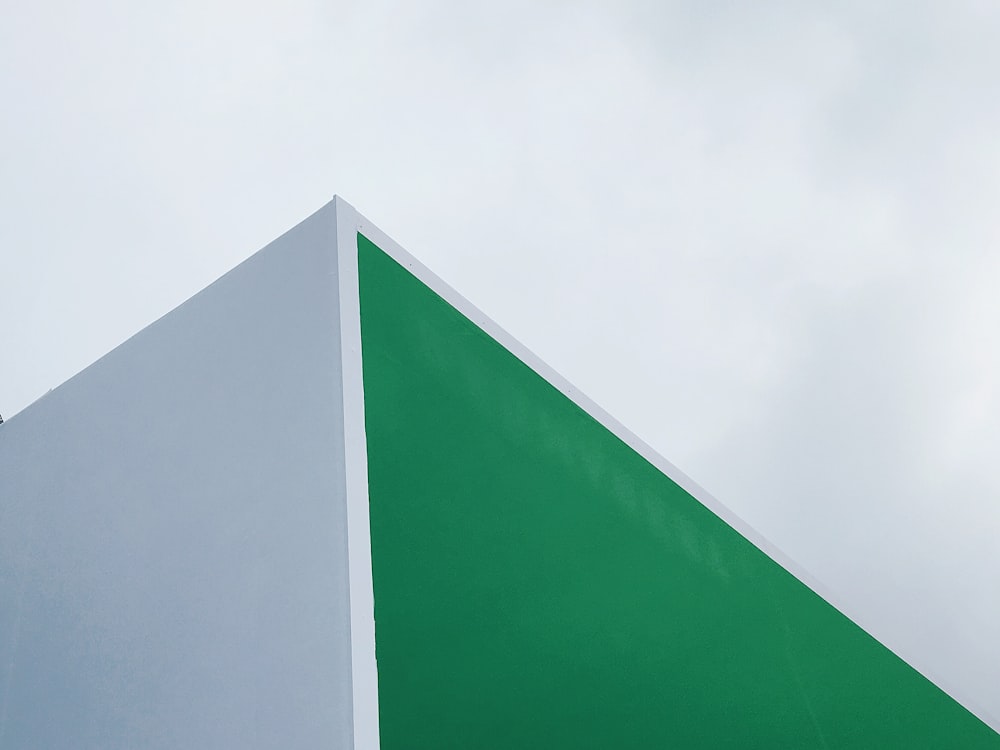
[357,233,999,749]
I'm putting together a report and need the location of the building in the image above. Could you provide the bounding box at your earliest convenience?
[1,198,997,747]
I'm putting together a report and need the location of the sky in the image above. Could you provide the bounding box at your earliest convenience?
[2,0,999,728]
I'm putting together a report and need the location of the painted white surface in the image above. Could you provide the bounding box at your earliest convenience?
[334,198,381,750]
[0,206,355,748]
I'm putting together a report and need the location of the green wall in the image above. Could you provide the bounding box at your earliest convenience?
[357,233,999,748]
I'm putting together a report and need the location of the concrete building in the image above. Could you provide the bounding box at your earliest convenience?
[2,199,997,747]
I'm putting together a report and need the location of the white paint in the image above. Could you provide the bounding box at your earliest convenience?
[0,207,356,748]
[333,197,381,750]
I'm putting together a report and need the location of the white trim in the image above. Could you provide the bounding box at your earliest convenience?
[337,196,999,734]
[333,197,381,750]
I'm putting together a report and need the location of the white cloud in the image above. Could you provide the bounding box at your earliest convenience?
[2,0,999,727]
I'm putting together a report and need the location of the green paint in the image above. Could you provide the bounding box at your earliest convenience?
[357,233,998,748]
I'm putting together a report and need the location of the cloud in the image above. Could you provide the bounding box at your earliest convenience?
[2,0,999,726]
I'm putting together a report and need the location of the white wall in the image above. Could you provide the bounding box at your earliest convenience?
[0,203,354,748]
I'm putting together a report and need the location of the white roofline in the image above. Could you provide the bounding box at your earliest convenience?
[332,195,999,735]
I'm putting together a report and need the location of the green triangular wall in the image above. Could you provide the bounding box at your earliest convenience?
[357,232,999,748]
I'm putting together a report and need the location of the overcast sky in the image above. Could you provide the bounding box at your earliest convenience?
[3,0,999,728]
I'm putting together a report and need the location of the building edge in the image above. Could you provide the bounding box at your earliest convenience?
[336,196,998,735]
